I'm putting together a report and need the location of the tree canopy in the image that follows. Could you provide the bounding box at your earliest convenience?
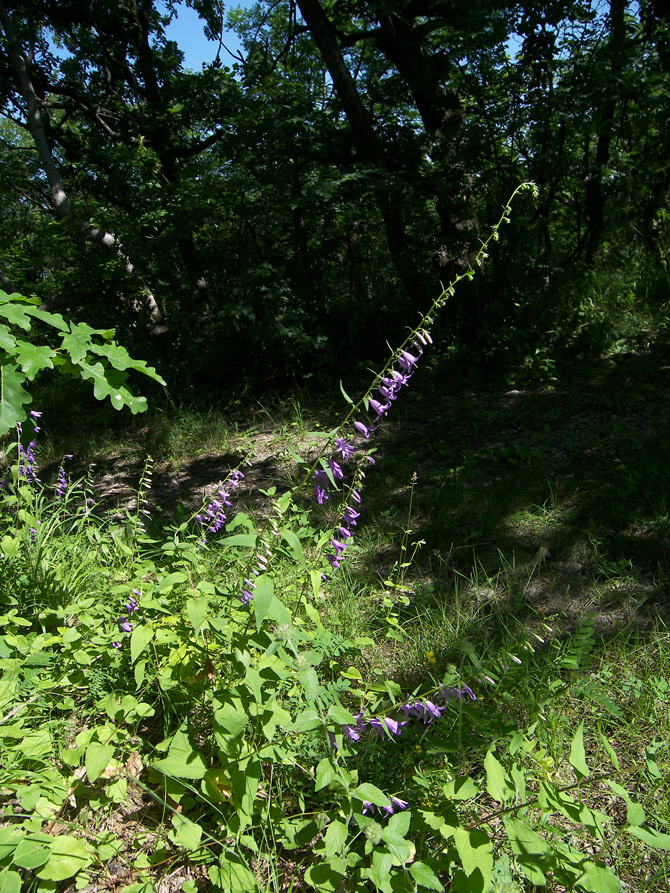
[1,0,668,392]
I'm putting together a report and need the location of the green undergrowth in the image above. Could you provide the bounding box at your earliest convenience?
[1,417,669,892]
[2,190,670,891]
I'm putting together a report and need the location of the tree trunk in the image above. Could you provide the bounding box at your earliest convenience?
[584,0,626,263]
[0,0,167,332]
[295,0,425,304]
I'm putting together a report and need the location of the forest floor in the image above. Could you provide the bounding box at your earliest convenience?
[11,338,670,892]
[42,337,670,648]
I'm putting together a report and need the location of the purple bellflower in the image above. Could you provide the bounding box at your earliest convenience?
[198,470,244,540]
[335,438,356,461]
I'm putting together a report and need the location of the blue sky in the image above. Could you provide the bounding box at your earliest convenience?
[164,1,254,69]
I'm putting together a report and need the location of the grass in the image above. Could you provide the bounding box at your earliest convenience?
[2,334,670,890]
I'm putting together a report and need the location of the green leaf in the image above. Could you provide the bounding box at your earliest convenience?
[209,851,259,893]
[153,728,208,780]
[380,829,411,864]
[0,297,32,330]
[281,528,308,568]
[443,775,480,800]
[355,783,390,808]
[252,575,274,631]
[169,815,203,851]
[453,828,493,882]
[230,758,261,818]
[628,825,670,849]
[409,861,444,891]
[323,820,348,857]
[130,624,154,664]
[85,742,116,783]
[372,848,393,883]
[0,830,24,862]
[327,704,357,726]
[78,360,148,413]
[219,533,258,548]
[503,817,553,885]
[90,339,166,383]
[315,758,335,791]
[37,835,92,881]
[339,380,354,404]
[213,691,249,755]
[156,571,188,592]
[579,860,621,893]
[299,667,320,703]
[0,362,32,436]
[304,858,347,892]
[0,324,16,352]
[60,321,104,364]
[11,838,51,870]
[626,802,646,827]
[484,750,515,803]
[599,733,620,771]
[0,869,22,893]
[186,598,209,631]
[387,810,411,837]
[14,341,56,380]
[569,722,590,778]
[292,709,322,733]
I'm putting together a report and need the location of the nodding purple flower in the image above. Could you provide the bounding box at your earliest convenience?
[118,619,133,633]
[342,724,362,742]
[112,641,122,649]
[326,554,342,569]
[382,796,409,817]
[397,350,419,372]
[368,716,405,738]
[401,700,444,724]
[441,684,476,703]
[328,460,344,480]
[125,597,139,615]
[362,801,375,815]
[342,507,360,527]
[240,588,254,604]
[351,490,362,504]
[313,468,331,505]
[369,398,391,420]
[354,421,376,439]
[331,685,475,748]
[335,438,356,461]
